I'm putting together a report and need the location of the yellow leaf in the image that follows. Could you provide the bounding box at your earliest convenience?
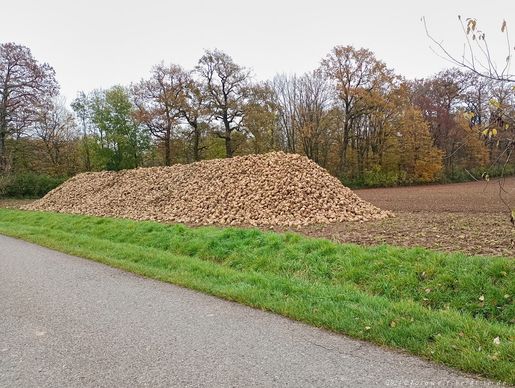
[463,111,474,120]
[489,98,500,108]
[482,129,489,136]
[492,128,497,136]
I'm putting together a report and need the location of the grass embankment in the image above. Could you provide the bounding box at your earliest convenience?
[0,209,513,383]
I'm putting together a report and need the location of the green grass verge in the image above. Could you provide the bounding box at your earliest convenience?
[0,209,513,384]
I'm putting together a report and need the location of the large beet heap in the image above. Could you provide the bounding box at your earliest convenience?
[26,152,392,226]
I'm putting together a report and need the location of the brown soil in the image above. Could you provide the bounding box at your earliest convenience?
[295,178,515,258]
[355,178,515,213]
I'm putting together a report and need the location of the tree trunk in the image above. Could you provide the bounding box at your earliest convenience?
[81,123,91,171]
[338,129,350,177]
[222,115,234,158]
[192,125,201,161]
[83,138,91,170]
[225,131,234,158]
[163,108,173,166]
[0,131,6,173]
[164,135,171,166]
[338,112,351,177]
[0,105,7,173]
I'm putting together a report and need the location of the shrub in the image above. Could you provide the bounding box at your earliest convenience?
[0,174,12,197]
[0,173,66,198]
[443,165,515,184]
[363,168,399,187]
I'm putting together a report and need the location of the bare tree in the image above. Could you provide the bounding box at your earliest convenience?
[33,97,77,171]
[294,71,333,164]
[132,63,187,166]
[71,92,92,170]
[424,17,515,220]
[196,49,250,158]
[179,74,210,162]
[0,42,59,172]
[243,82,280,154]
[272,74,300,153]
[423,16,514,83]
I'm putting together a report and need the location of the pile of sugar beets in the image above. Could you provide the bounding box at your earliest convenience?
[26,152,393,227]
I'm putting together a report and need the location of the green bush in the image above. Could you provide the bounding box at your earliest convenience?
[0,173,66,198]
[443,165,515,184]
[344,165,515,189]
[342,168,401,188]
[0,175,10,197]
[362,167,400,187]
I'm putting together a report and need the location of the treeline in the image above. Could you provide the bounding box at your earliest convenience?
[1,42,514,191]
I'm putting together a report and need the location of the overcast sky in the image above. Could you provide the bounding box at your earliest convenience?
[1,0,514,103]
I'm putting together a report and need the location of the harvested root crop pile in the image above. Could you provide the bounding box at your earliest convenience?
[25,152,393,226]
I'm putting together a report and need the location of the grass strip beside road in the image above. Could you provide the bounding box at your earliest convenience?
[0,209,513,383]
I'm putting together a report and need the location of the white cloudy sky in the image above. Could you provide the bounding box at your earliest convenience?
[1,0,514,102]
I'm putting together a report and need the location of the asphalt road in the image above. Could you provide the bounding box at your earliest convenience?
[0,234,489,387]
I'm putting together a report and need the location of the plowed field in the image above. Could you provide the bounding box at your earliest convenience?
[297,178,515,257]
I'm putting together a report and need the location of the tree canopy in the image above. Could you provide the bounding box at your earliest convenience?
[1,43,514,189]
